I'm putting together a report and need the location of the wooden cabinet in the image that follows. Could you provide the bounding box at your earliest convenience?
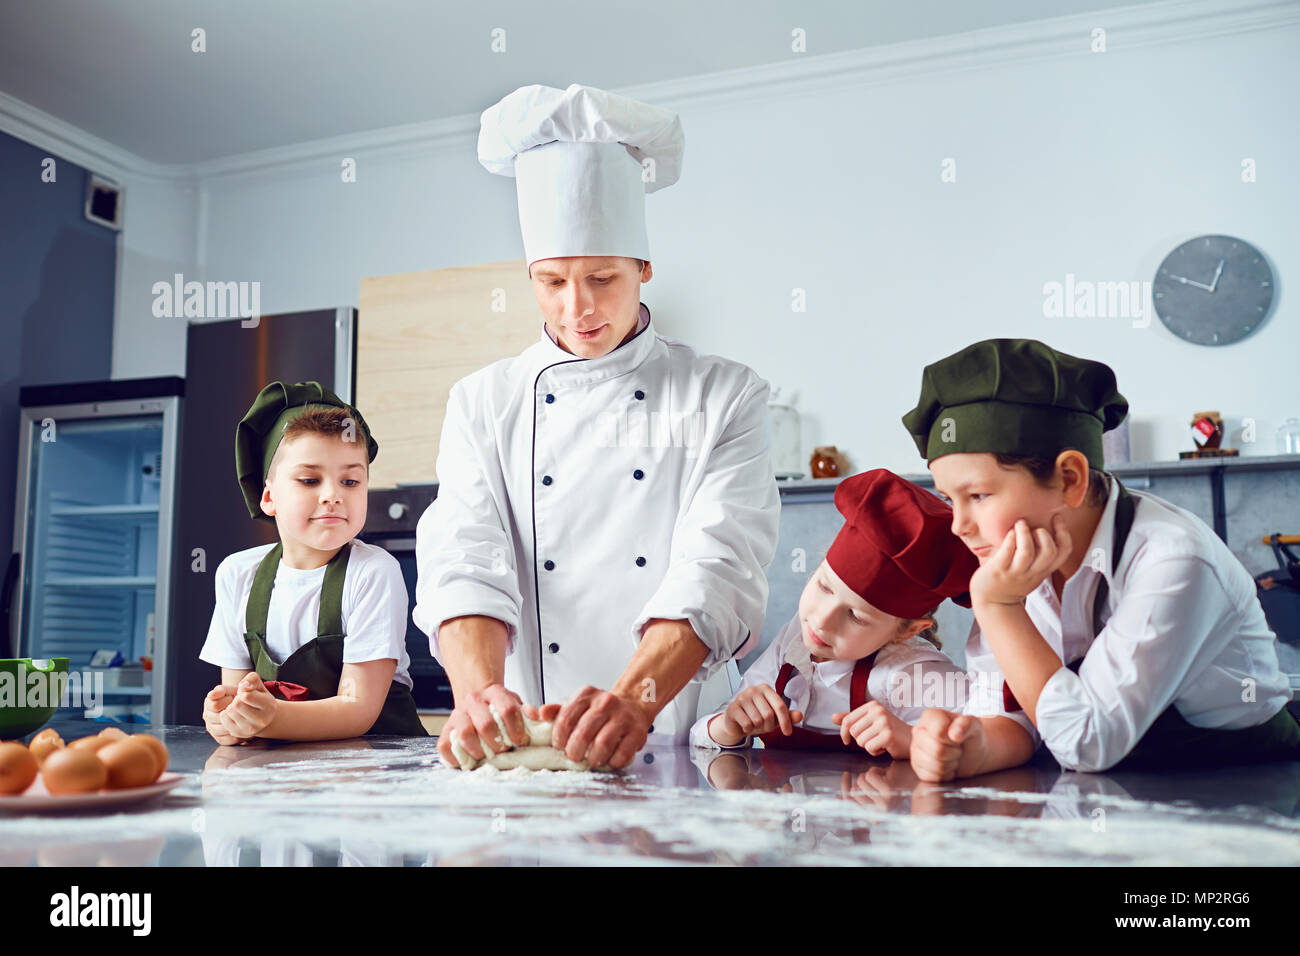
[356,260,542,489]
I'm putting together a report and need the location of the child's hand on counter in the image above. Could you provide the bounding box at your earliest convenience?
[219,673,279,740]
[909,708,989,782]
[712,685,804,746]
[203,685,248,746]
[834,700,912,758]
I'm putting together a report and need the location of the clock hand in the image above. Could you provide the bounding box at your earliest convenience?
[1207,259,1224,293]
[1166,273,1215,292]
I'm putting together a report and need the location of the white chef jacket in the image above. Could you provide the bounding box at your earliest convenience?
[412,305,781,741]
[962,476,1292,773]
[690,612,968,749]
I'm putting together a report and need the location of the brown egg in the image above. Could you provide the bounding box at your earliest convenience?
[28,734,65,766]
[69,735,114,755]
[130,734,169,778]
[98,739,158,790]
[97,726,128,741]
[40,748,107,795]
[29,728,62,748]
[0,742,39,794]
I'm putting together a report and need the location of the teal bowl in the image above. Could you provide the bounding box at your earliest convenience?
[0,658,70,740]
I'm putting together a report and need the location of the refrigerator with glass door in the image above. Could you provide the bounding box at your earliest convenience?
[8,377,183,727]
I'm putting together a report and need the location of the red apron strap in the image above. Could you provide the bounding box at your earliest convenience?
[849,651,877,711]
[773,662,797,701]
[758,651,881,752]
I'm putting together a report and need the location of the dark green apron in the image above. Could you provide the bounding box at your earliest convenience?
[1066,478,1299,769]
[242,541,428,737]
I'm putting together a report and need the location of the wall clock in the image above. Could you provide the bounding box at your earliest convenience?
[1152,235,1273,346]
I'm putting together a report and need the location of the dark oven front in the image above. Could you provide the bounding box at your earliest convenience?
[359,484,452,712]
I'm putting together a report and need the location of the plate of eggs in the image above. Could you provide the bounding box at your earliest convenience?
[0,727,181,811]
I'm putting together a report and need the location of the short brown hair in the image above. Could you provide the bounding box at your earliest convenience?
[267,407,370,480]
[993,452,1110,507]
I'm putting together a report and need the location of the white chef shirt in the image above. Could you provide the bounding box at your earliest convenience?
[962,476,1291,772]
[199,539,414,689]
[413,307,780,740]
[690,612,968,750]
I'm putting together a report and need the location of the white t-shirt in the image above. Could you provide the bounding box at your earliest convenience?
[199,539,413,689]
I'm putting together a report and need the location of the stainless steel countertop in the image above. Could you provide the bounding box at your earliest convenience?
[2,722,1298,866]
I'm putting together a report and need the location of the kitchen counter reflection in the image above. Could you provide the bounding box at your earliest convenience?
[2,723,1298,866]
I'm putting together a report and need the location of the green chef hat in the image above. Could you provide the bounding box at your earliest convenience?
[900,339,1128,469]
[235,381,379,521]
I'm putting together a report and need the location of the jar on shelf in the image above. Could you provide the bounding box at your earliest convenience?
[810,446,848,479]
[1277,418,1300,455]
[768,388,804,479]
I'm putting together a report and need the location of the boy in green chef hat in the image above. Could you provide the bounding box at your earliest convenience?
[901,339,1298,781]
[198,381,427,742]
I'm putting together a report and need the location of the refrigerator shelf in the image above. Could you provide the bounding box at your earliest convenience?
[46,576,156,588]
[51,504,160,520]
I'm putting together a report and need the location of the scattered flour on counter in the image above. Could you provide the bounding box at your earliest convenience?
[8,737,1299,866]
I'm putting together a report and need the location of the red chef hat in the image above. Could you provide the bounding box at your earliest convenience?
[825,469,978,619]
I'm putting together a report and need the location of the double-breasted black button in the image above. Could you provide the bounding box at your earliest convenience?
[634,390,645,400]
[643,753,655,764]
[544,559,555,571]
[635,556,646,567]
[548,642,559,654]
[633,469,644,480]
[545,393,555,404]
[542,475,553,486]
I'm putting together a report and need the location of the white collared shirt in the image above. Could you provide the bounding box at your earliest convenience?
[962,476,1291,772]
[690,613,968,749]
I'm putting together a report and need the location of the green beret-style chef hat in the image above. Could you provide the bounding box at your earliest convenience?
[235,381,378,521]
[900,339,1128,469]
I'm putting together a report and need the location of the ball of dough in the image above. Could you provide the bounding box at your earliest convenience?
[447,705,612,772]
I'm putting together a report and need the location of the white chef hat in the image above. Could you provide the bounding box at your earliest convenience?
[478,83,684,268]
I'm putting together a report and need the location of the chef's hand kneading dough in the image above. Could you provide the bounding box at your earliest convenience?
[447,705,614,772]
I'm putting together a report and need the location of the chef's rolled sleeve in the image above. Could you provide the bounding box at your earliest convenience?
[631,376,780,681]
[412,381,523,663]
[1035,555,1238,772]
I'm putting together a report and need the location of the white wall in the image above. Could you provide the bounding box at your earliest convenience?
[112,174,197,381]
[119,6,1300,473]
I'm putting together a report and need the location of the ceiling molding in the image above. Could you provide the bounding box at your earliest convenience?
[2,0,1294,188]
[0,89,194,186]
[630,0,1300,114]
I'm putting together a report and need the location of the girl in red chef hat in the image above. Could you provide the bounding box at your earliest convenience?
[691,469,978,757]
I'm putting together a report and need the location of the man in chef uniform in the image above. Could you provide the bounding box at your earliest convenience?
[413,84,781,771]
